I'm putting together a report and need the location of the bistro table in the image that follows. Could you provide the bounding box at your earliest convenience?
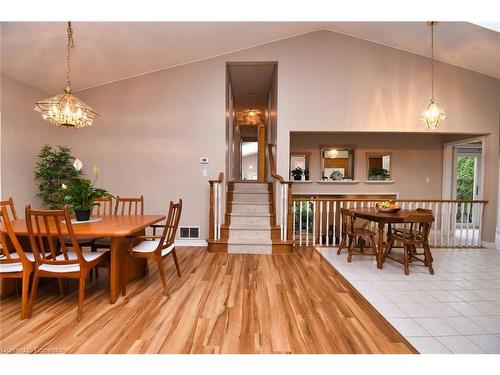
[0,214,165,303]
[350,208,425,269]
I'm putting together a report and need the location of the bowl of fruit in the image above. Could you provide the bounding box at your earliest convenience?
[376,200,401,213]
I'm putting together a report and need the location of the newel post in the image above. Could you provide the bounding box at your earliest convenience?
[287,182,293,241]
[208,182,215,240]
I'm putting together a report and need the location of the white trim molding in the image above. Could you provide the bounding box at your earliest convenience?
[174,239,207,247]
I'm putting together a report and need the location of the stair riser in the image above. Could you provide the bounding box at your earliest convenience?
[231,205,270,214]
[231,185,270,193]
[229,230,271,241]
[231,193,270,203]
[229,216,271,226]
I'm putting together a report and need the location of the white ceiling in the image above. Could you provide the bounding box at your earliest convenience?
[1,22,499,95]
[228,64,275,111]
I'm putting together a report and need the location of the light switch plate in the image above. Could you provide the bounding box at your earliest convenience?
[202,168,208,177]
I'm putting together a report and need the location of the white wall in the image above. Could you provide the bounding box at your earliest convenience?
[290,132,449,198]
[2,29,499,240]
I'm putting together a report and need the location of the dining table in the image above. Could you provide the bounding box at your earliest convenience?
[0,214,165,303]
[350,208,427,269]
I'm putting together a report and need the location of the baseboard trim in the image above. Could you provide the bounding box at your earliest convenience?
[175,239,207,247]
[482,241,496,249]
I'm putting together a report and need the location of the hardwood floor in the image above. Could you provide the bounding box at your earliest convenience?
[0,247,416,354]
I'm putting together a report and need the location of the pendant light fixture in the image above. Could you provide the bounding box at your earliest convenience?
[420,21,446,129]
[35,22,99,128]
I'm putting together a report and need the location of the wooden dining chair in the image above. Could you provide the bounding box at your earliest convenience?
[122,199,182,298]
[337,208,378,263]
[64,196,114,255]
[26,205,110,321]
[385,213,435,275]
[0,197,18,220]
[0,206,34,319]
[91,196,143,253]
[114,196,144,215]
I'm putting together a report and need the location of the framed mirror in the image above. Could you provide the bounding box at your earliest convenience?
[290,152,310,181]
[320,146,355,180]
[366,152,392,180]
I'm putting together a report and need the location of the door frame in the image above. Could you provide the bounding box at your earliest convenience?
[442,136,485,200]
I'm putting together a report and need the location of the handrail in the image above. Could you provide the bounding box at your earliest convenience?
[267,144,293,241]
[208,172,224,241]
[292,198,489,204]
[209,172,224,185]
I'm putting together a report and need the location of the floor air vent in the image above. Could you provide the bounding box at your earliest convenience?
[179,226,200,239]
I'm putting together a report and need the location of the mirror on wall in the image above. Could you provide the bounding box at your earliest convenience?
[366,152,392,180]
[320,146,355,180]
[290,152,310,181]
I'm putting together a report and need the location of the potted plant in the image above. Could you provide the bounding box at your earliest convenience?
[62,160,112,221]
[34,144,82,209]
[369,168,390,181]
[291,167,304,181]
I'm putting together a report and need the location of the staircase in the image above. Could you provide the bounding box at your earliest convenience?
[207,181,293,254]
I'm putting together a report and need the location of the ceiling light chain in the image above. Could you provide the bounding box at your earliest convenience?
[420,21,446,129]
[65,21,74,93]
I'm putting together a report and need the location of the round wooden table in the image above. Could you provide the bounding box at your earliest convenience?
[350,208,422,269]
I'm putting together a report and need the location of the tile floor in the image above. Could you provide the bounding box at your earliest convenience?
[318,245,500,354]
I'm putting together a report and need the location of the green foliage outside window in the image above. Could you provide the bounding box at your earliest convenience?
[456,156,474,201]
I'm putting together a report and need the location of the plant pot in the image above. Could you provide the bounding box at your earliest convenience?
[75,209,91,222]
[369,175,385,181]
[293,175,302,180]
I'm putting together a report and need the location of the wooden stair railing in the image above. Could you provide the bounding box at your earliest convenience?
[267,144,293,241]
[208,172,224,240]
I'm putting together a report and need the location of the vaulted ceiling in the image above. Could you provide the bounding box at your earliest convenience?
[1,22,499,95]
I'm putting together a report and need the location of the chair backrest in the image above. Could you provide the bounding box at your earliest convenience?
[0,197,18,220]
[25,205,85,267]
[403,213,435,240]
[114,196,144,215]
[159,200,183,248]
[340,207,355,234]
[93,196,113,216]
[0,206,31,267]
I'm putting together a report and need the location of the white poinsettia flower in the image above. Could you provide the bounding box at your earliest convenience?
[73,158,83,171]
[93,165,100,176]
[61,183,67,189]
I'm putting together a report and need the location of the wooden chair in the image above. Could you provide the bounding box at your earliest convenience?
[64,198,113,248]
[26,205,110,321]
[0,206,34,319]
[337,208,378,263]
[122,199,182,297]
[0,197,18,220]
[385,213,435,275]
[91,196,143,254]
[114,196,144,215]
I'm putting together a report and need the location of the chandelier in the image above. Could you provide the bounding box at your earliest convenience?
[35,22,99,128]
[420,21,446,129]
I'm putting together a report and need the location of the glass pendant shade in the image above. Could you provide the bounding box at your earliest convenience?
[35,22,99,128]
[35,87,99,128]
[420,99,446,129]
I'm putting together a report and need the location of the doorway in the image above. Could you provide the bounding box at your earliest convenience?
[226,62,277,181]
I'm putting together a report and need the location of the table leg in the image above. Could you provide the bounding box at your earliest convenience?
[109,237,125,304]
[109,234,147,304]
[377,222,385,269]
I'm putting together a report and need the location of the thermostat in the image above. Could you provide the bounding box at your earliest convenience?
[200,156,209,164]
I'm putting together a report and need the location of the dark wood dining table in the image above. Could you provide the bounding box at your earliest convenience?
[0,214,165,303]
[350,208,424,269]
